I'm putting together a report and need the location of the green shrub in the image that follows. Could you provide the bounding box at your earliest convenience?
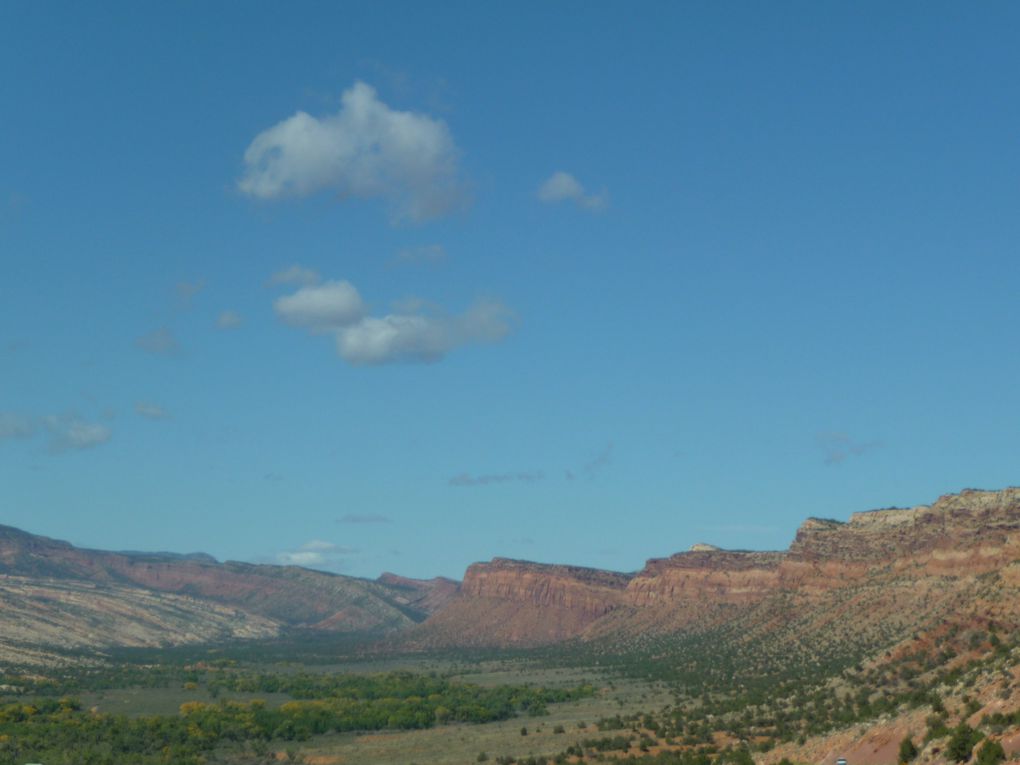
[975,740,1005,765]
[898,734,919,764]
[947,722,983,762]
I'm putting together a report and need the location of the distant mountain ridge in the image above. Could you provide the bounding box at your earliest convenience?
[0,523,457,665]
[3,486,1020,669]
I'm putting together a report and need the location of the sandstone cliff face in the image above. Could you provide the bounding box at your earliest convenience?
[412,558,632,647]
[460,558,630,618]
[419,487,1020,648]
[784,487,1020,582]
[625,550,784,607]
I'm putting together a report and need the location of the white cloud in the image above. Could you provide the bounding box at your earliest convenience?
[43,415,112,452]
[135,327,181,356]
[0,413,35,440]
[269,265,321,287]
[217,310,243,329]
[276,540,358,570]
[336,298,512,366]
[537,171,608,211]
[239,81,466,223]
[274,278,512,365]
[273,280,366,332]
[135,402,170,420]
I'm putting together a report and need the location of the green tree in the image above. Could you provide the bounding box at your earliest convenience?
[947,722,982,762]
[899,734,919,764]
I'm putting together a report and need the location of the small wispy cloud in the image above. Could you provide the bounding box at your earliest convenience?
[338,513,391,524]
[816,432,883,465]
[135,402,170,421]
[0,413,36,441]
[393,244,447,267]
[269,265,321,287]
[582,442,614,477]
[537,171,608,212]
[216,310,243,329]
[42,415,112,452]
[176,280,205,306]
[449,471,545,487]
[135,327,181,356]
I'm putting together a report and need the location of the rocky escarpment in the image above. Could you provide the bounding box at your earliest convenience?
[5,487,1020,659]
[781,488,1020,585]
[626,548,784,607]
[411,559,632,647]
[419,487,1020,648]
[460,558,631,617]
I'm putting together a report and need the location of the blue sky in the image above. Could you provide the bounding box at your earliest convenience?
[2,2,1019,579]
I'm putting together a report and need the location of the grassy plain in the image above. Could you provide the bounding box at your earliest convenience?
[296,661,672,765]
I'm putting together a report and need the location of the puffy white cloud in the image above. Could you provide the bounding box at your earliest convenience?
[273,277,512,365]
[135,402,170,420]
[273,280,366,332]
[269,265,321,287]
[537,171,608,211]
[43,415,112,452]
[216,310,243,329]
[135,327,180,356]
[336,298,512,366]
[239,81,466,223]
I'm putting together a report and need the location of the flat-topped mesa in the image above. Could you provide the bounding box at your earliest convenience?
[626,547,785,607]
[460,558,631,617]
[786,487,1020,577]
